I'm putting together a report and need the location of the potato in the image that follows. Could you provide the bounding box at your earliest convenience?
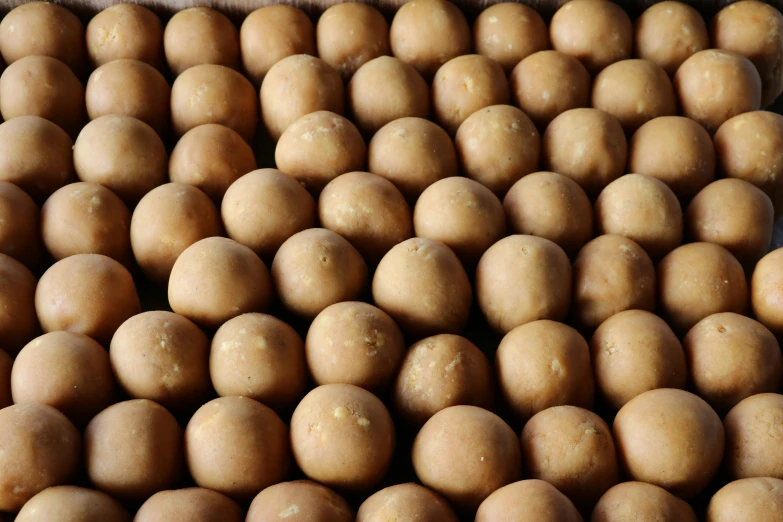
[185,396,290,499]
[272,229,368,318]
[0,349,10,409]
[752,248,783,336]
[476,235,571,334]
[724,393,783,480]
[211,313,306,409]
[85,399,181,501]
[168,237,272,329]
[455,104,540,196]
[592,482,698,522]
[674,49,761,134]
[707,478,783,522]
[613,389,724,497]
[634,1,709,75]
[373,238,471,337]
[169,124,257,203]
[240,6,315,87]
[590,310,686,410]
[0,254,37,355]
[473,3,549,74]
[164,7,239,76]
[130,183,222,286]
[248,481,352,522]
[389,0,471,79]
[0,181,40,267]
[12,331,113,425]
[317,3,389,80]
[0,404,80,511]
[476,480,581,522]
[73,115,167,204]
[291,384,395,491]
[86,4,164,69]
[412,405,522,511]
[16,486,130,522]
[136,488,243,522]
[358,483,458,522]
[510,50,591,128]
[368,117,458,201]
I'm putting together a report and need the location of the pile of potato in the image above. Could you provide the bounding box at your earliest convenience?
[1,0,783,520]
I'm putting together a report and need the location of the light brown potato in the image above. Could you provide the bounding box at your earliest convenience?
[85,399,181,501]
[16,486,130,522]
[389,0,471,79]
[41,182,131,265]
[724,393,783,480]
[707,478,783,522]
[0,116,74,203]
[473,3,549,74]
[348,56,430,136]
[185,396,290,499]
[550,0,632,74]
[432,55,510,135]
[628,116,715,201]
[496,320,593,422]
[164,7,239,76]
[476,480,582,522]
[714,111,783,216]
[248,481,352,522]
[73,115,167,204]
[592,482,698,522]
[241,5,315,87]
[0,254,37,355]
[412,405,522,511]
[0,404,80,512]
[291,384,395,491]
[393,334,494,427]
[503,172,592,256]
[0,55,85,138]
[261,54,344,141]
[86,4,164,69]
[455,104,540,196]
[753,248,783,336]
[136,488,243,522]
[368,117,458,201]
[358,483,458,522]
[373,238,471,338]
[674,49,762,134]
[658,242,748,333]
[595,174,683,261]
[12,331,113,426]
[169,124,257,203]
[592,59,677,133]
[111,311,210,410]
[590,310,687,410]
[168,237,272,329]
[0,181,40,267]
[317,3,389,80]
[319,171,412,263]
[0,349,10,409]
[0,2,85,73]
[510,50,591,129]
[211,313,306,410]
[130,183,222,286]
[634,1,709,76]
[275,111,366,195]
[542,108,627,198]
[476,235,571,334]
[171,64,258,143]
[613,389,724,498]
[712,1,783,107]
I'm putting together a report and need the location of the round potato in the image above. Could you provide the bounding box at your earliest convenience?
[0,254,37,355]
[473,3,549,74]
[358,483,458,522]
[634,1,709,75]
[248,481,352,522]
[136,488,243,522]
[0,181,40,267]
[752,248,783,336]
[86,4,164,69]
[317,2,389,80]
[592,482,698,522]
[724,393,783,480]
[164,7,239,76]
[16,486,130,522]
[707,478,783,522]
[476,480,581,522]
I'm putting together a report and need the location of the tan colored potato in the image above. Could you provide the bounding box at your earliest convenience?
[291,384,395,491]
[185,396,290,499]
[0,349,10,409]
[0,181,40,267]
[592,482,698,522]
[317,3,389,80]
[275,111,366,195]
[614,389,724,498]
[0,404,80,512]
[73,115,167,204]
[707,478,783,522]
[628,116,715,201]
[130,183,222,286]
[724,393,783,480]
[393,334,494,426]
[455,104,540,196]
[753,248,783,336]
[634,1,709,76]
[241,5,315,87]
[169,124,257,203]
[12,331,113,425]
[211,313,306,409]
[0,254,37,355]
[476,480,582,522]
[389,0,471,79]
[358,483,458,522]
[476,235,571,334]
[248,481,352,522]
[590,310,686,410]
[168,237,272,329]
[136,488,243,522]
[658,242,748,333]
[412,405,522,511]
[473,3,549,74]
[86,4,164,69]
[164,7,239,76]
[16,486,130,522]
